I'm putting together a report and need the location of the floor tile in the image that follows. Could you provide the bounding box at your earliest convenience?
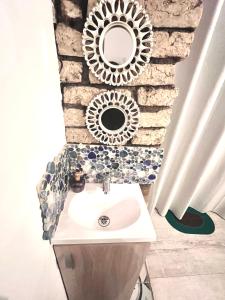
[151,274,225,300]
[149,238,225,251]
[146,210,225,300]
[151,210,225,244]
[146,246,225,278]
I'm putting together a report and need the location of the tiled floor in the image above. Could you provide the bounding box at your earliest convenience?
[146,210,225,300]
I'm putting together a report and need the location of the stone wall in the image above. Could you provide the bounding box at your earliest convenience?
[54,0,203,146]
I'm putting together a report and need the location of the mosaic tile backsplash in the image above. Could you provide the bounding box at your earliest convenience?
[37,144,164,240]
[37,147,70,240]
[68,144,164,184]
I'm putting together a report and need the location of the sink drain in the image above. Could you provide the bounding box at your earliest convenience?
[98,216,110,227]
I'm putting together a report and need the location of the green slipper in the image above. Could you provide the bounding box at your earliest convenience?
[166,207,215,235]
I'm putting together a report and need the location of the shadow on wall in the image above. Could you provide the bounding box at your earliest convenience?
[0,296,8,300]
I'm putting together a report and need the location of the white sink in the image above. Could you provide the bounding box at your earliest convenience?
[68,184,141,231]
[52,183,156,245]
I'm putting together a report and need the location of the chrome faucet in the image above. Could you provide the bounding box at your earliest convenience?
[103,175,110,194]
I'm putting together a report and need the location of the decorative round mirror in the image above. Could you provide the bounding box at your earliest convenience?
[86,91,140,145]
[83,0,153,86]
[99,22,136,68]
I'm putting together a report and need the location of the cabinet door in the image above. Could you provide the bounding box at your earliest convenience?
[54,243,149,300]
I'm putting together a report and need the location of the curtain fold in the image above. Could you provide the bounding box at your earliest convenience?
[150,0,225,220]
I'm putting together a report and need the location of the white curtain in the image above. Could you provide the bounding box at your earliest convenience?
[150,0,225,220]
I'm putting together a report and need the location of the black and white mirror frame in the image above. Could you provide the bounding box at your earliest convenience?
[86,91,140,145]
[83,0,153,86]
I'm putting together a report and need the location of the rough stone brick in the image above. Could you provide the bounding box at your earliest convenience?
[132,129,166,145]
[56,23,82,57]
[153,32,195,58]
[64,109,85,127]
[141,0,203,28]
[87,0,97,14]
[114,89,133,98]
[64,86,132,106]
[89,64,175,86]
[139,109,172,128]
[64,86,105,105]
[61,0,82,19]
[138,87,179,106]
[66,127,166,146]
[66,128,99,144]
[60,61,82,83]
[89,0,203,28]
[131,64,175,86]
[58,0,203,148]
[73,31,194,59]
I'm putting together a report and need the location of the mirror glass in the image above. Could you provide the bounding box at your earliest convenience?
[101,108,125,131]
[83,0,153,86]
[102,26,134,67]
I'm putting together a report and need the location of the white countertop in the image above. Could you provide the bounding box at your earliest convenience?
[52,184,156,245]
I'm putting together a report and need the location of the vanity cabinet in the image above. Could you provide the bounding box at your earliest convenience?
[54,243,149,300]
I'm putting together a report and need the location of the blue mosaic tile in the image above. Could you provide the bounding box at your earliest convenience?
[37,146,70,241]
[37,143,164,240]
[46,161,56,174]
[68,144,163,185]
[148,174,156,180]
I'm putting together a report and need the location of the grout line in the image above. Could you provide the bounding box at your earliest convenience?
[59,55,84,62]
[147,244,225,251]
[80,0,88,20]
[66,141,162,148]
[63,102,171,112]
[61,82,176,89]
[65,125,166,131]
[149,272,225,280]
[150,57,181,64]
[149,237,225,243]
[147,247,225,254]
[153,27,195,33]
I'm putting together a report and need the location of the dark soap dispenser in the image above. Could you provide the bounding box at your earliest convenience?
[69,169,85,193]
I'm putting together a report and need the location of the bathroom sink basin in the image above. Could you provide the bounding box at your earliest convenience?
[52,184,156,245]
[68,184,141,230]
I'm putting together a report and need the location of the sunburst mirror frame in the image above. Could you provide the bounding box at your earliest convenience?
[82,0,153,86]
[86,91,140,145]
